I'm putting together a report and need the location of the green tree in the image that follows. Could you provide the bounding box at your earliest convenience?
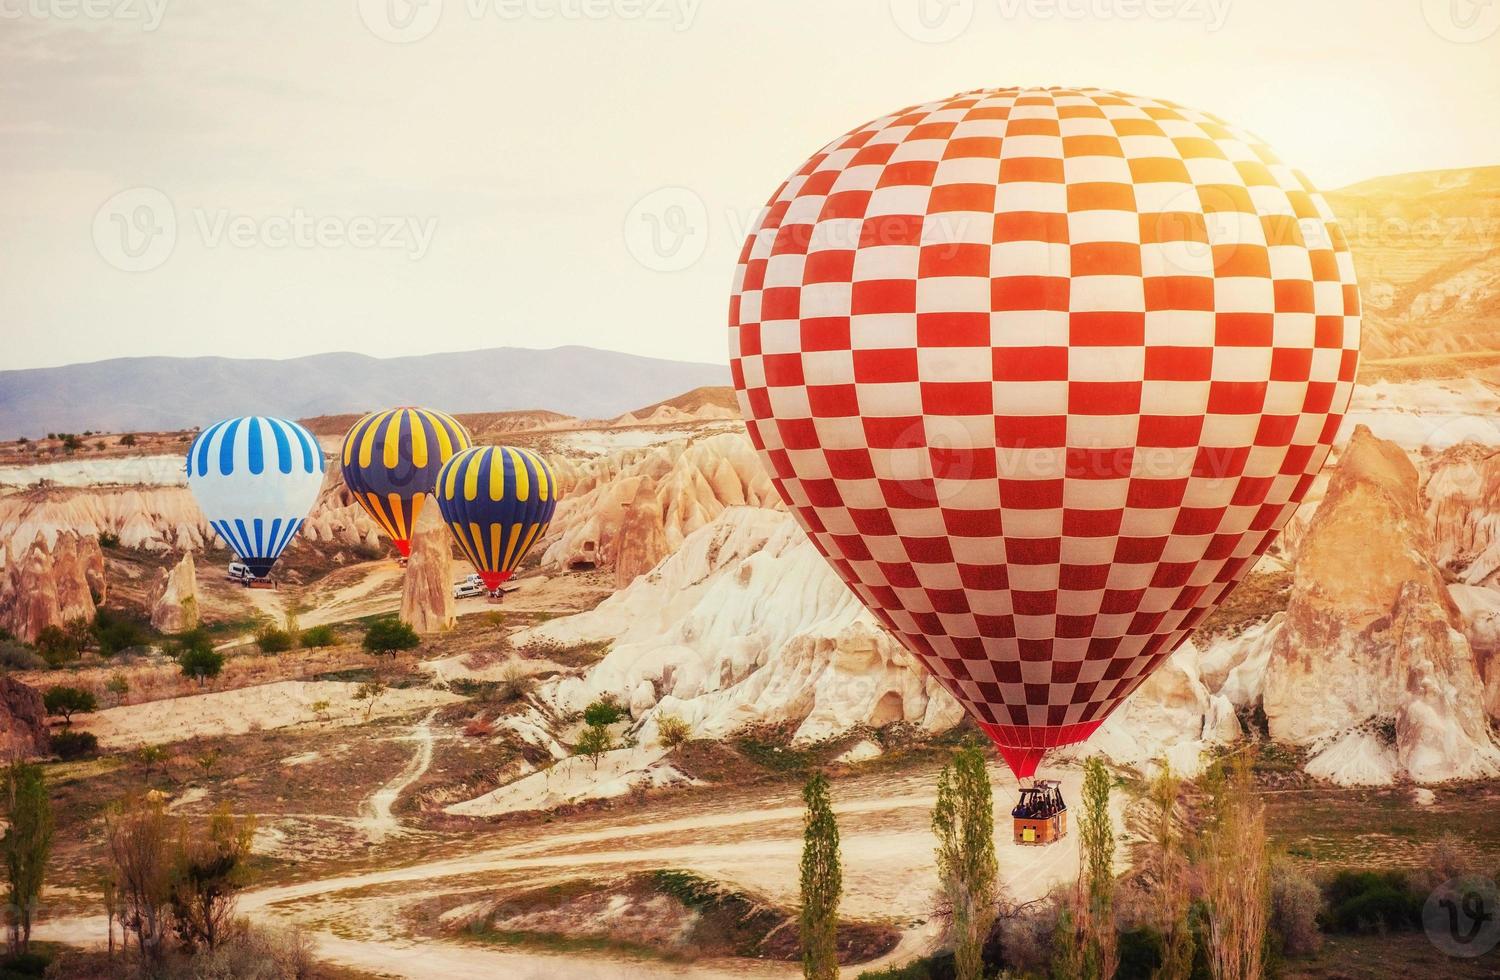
[575,723,614,769]
[179,646,224,683]
[42,685,97,726]
[1203,756,1269,980]
[3,763,53,955]
[656,713,692,749]
[1147,762,1194,980]
[255,627,293,654]
[353,679,387,721]
[299,624,337,648]
[170,804,256,951]
[933,745,998,980]
[799,771,841,980]
[583,696,624,727]
[362,617,420,656]
[1078,757,1118,979]
[119,433,137,447]
[138,745,167,783]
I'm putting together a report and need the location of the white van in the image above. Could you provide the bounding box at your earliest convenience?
[453,579,486,599]
[226,561,254,583]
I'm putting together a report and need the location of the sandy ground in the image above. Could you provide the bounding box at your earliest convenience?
[37,738,1119,979]
[78,680,462,748]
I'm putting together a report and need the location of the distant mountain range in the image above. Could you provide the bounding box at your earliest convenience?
[0,346,730,440]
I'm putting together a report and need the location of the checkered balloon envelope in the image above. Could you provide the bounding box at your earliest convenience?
[729,87,1360,779]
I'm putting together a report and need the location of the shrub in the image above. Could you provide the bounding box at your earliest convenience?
[51,730,99,761]
[362,617,420,656]
[97,531,121,549]
[298,624,337,648]
[93,608,150,656]
[34,624,82,666]
[119,434,137,447]
[575,723,614,768]
[656,713,692,749]
[0,641,45,672]
[1269,859,1323,957]
[179,647,224,683]
[1322,870,1421,934]
[43,686,97,725]
[496,661,535,702]
[254,627,293,654]
[583,695,625,728]
[1116,926,1165,979]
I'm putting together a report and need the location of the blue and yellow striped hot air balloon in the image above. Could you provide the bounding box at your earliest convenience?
[433,445,559,591]
[340,407,473,558]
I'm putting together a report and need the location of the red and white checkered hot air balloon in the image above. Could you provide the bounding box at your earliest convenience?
[729,87,1360,781]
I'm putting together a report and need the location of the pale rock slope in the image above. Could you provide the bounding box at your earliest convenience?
[0,530,105,642]
[1424,442,1500,588]
[522,506,964,744]
[538,432,780,584]
[1263,426,1500,784]
[0,462,382,555]
[151,550,200,633]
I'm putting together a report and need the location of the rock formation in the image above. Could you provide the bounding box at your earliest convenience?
[525,506,963,744]
[151,551,199,633]
[0,677,49,758]
[612,477,668,587]
[0,530,104,643]
[539,432,780,577]
[1263,426,1500,784]
[400,501,455,633]
[1424,442,1500,588]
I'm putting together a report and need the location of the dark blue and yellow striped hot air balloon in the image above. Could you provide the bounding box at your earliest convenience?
[434,446,560,591]
[340,407,473,558]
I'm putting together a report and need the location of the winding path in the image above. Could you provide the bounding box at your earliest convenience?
[357,710,437,842]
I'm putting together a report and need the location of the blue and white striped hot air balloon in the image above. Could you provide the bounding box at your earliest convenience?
[186,416,326,579]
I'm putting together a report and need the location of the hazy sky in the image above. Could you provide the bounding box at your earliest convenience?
[3,0,1498,371]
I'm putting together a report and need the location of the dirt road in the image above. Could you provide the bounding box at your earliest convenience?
[38,761,1112,978]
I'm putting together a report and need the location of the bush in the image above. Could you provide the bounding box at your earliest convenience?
[1116,926,1165,979]
[34,623,83,666]
[43,685,97,724]
[254,627,293,654]
[98,531,121,549]
[179,646,224,682]
[362,617,420,656]
[656,713,692,749]
[298,624,337,648]
[583,695,624,728]
[93,608,150,656]
[0,641,45,672]
[119,433,137,447]
[50,730,99,761]
[0,951,49,976]
[1322,870,1421,934]
[174,923,316,979]
[1270,859,1323,957]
